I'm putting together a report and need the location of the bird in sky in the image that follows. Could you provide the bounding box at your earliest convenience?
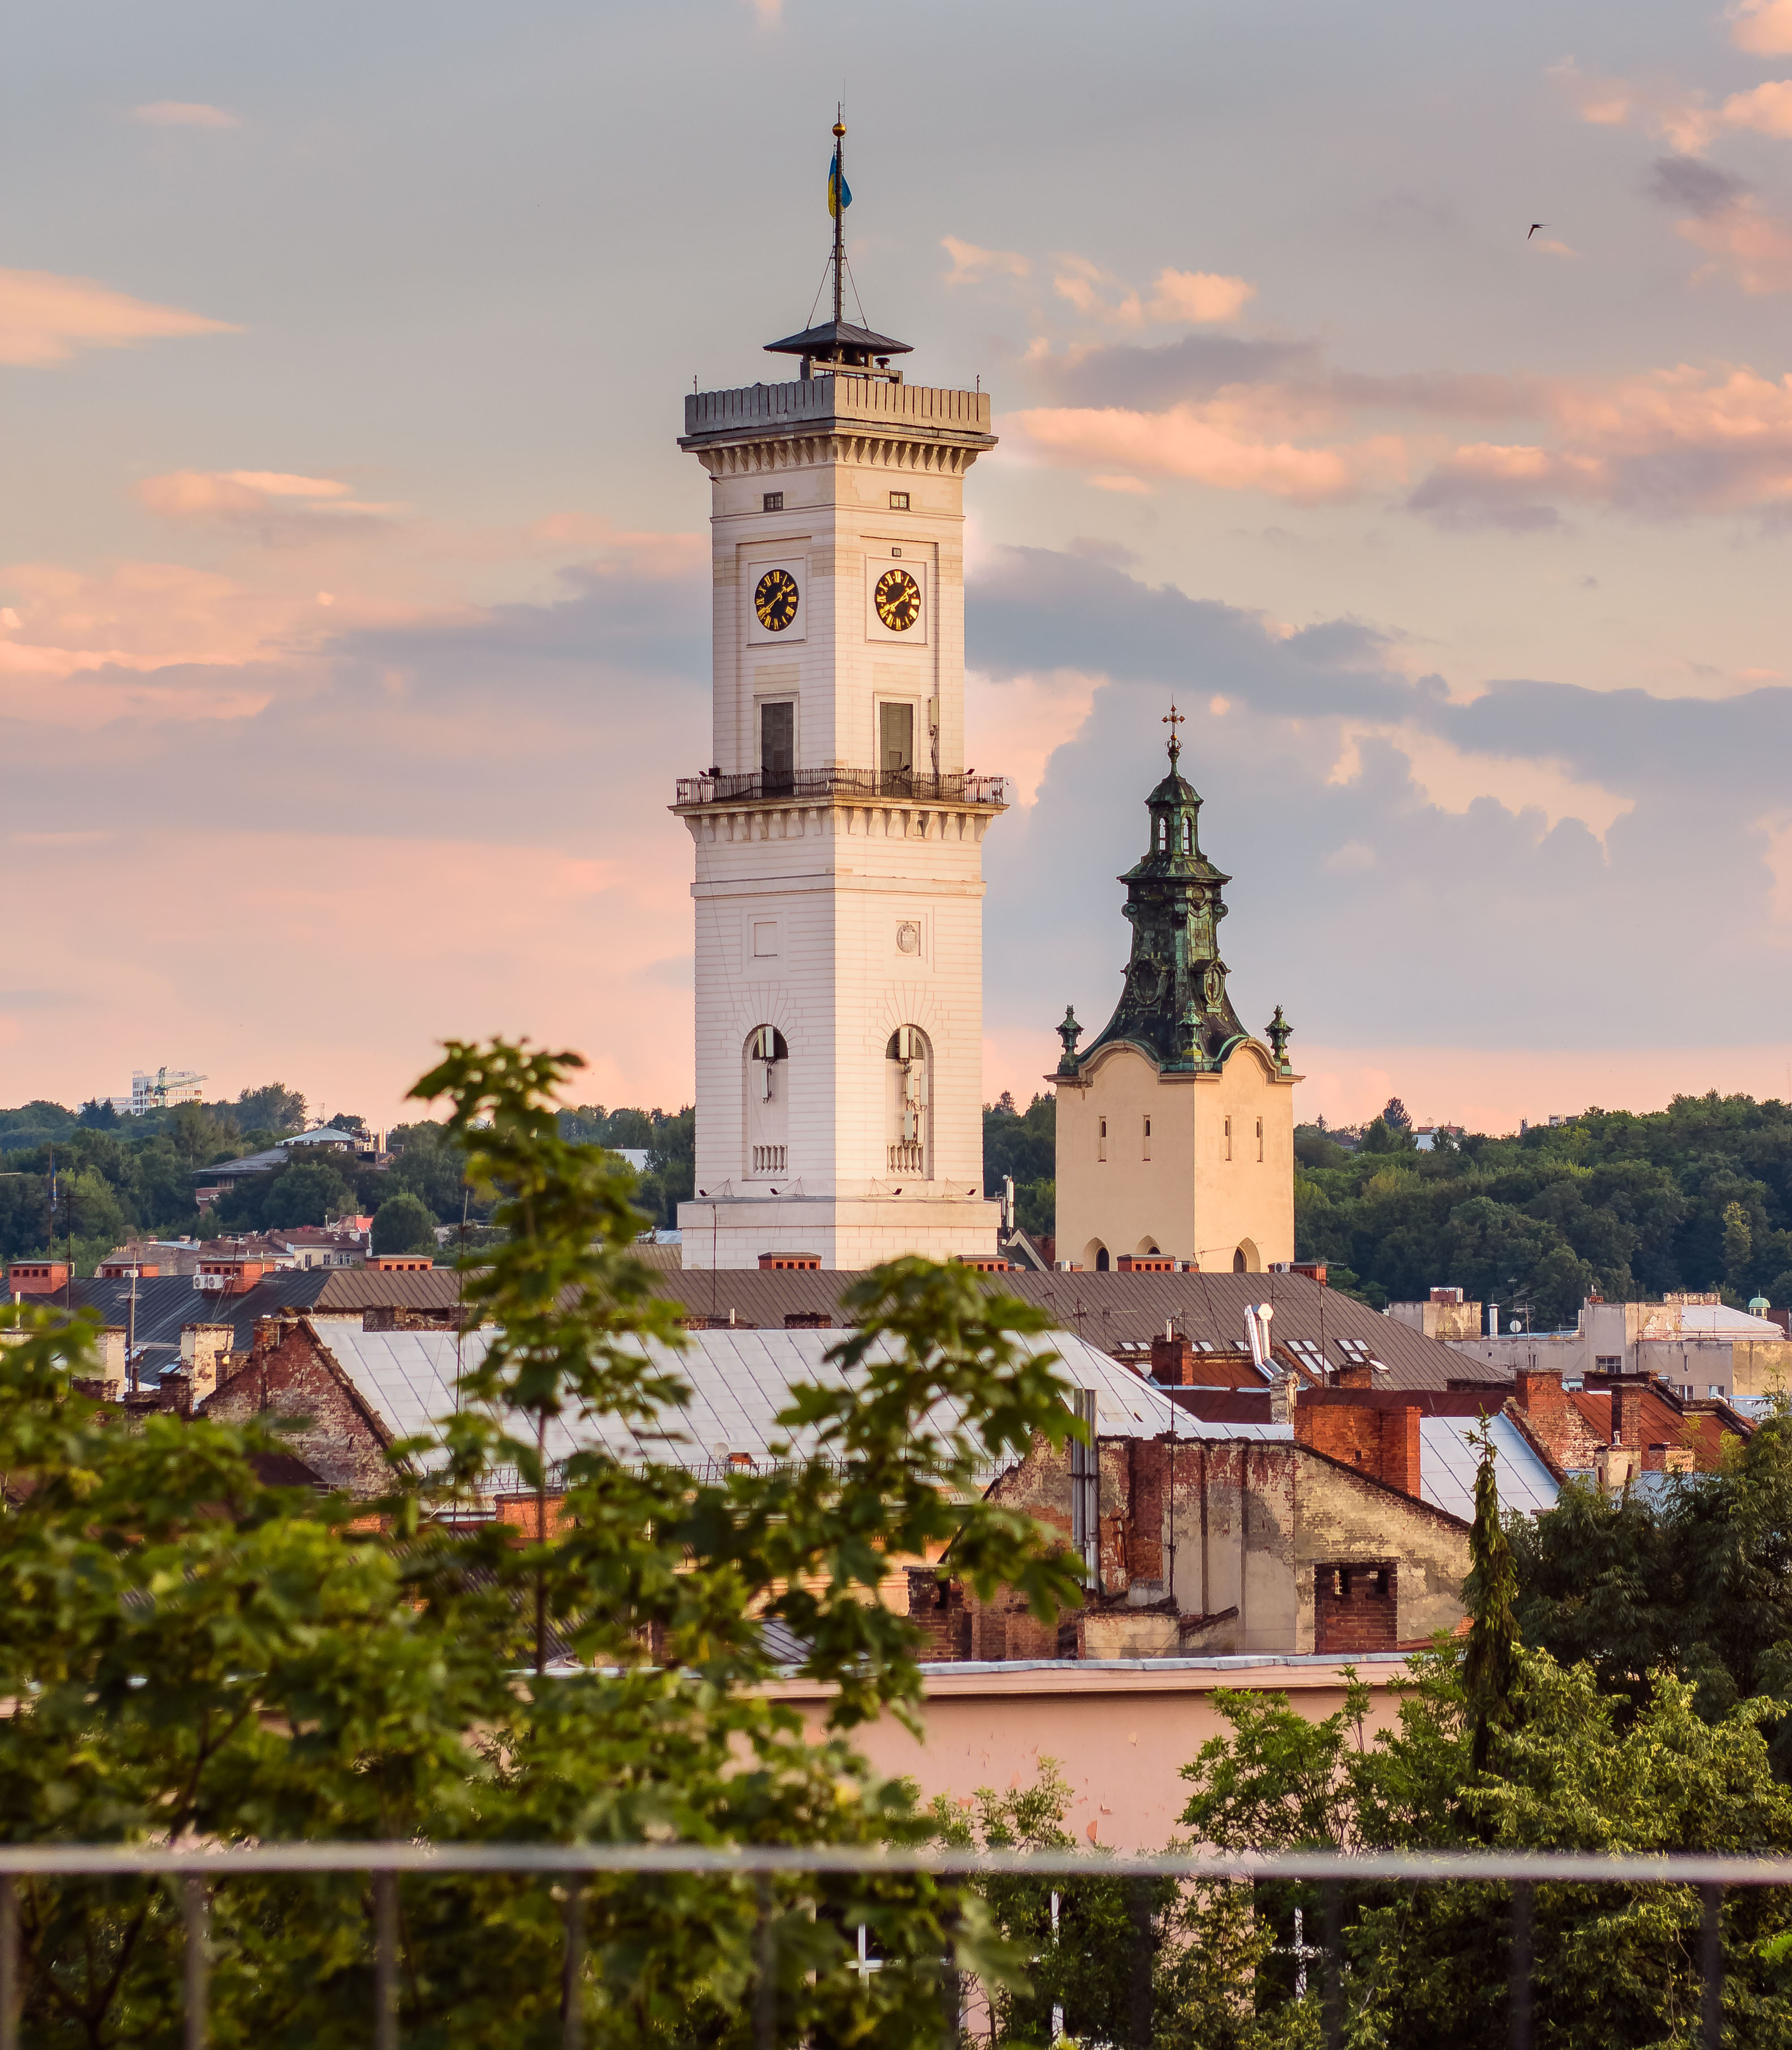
[1527,222,1548,240]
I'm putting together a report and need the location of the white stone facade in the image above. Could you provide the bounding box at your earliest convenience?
[674,375,1004,1269]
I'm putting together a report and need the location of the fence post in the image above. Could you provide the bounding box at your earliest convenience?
[940,1904,961,2050]
[375,1870,399,2050]
[1510,1881,1533,2050]
[182,1877,209,2050]
[1702,1885,1723,2050]
[0,1874,17,2050]
[560,1883,584,2050]
[754,1874,775,2050]
[1321,1882,1342,2050]
[1127,1879,1153,2050]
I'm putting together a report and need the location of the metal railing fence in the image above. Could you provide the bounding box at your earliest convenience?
[673,769,1008,809]
[0,1841,1783,2050]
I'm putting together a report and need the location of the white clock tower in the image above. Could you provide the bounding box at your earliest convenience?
[673,126,1004,1270]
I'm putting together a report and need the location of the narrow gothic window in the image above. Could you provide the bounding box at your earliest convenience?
[744,1026,789,1177]
[1181,817,1193,854]
[1142,1115,1151,1161]
[1257,1117,1264,1161]
[1098,1116,1107,1162]
[885,1026,930,1176]
[1224,1116,1232,1161]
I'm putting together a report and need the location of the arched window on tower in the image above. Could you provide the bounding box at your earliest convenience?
[744,1025,789,1177]
[886,1026,931,1176]
[1181,816,1193,855]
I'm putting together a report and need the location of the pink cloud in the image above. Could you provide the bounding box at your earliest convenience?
[1146,268,1256,323]
[1731,0,1792,54]
[1722,77,1792,135]
[0,268,240,368]
[137,469,406,540]
[941,236,1031,285]
[1551,59,1717,151]
[1013,402,1405,503]
[1047,258,1259,330]
[1676,194,1792,291]
[133,101,238,129]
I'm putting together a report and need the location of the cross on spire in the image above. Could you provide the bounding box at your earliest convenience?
[1163,700,1185,765]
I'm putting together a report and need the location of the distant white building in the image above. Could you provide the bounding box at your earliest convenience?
[111,1067,207,1116]
[1446,1292,1792,1404]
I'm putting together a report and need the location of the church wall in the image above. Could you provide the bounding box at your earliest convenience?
[1054,1048,1198,1269]
[1190,1047,1296,1271]
[1054,1043,1295,1273]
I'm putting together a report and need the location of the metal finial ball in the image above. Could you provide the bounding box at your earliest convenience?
[833,122,847,135]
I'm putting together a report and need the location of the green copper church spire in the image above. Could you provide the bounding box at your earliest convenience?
[1067,709,1250,1075]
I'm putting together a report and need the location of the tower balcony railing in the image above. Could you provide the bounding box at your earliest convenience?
[675,768,1008,809]
[887,1141,926,1175]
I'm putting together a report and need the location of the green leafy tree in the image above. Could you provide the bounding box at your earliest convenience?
[385,1119,473,1221]
[370,1190,439,1257]
[235,1081,307,1133]
[1462,1419,1520,1775]
[934,1762,1153,2046]
[0,1035,1086,2045]
[1513,1410,1792,1760]
[263,1159,357,1230]
[1725,1199,1756,1295]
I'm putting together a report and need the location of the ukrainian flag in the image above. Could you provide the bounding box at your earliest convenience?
[827,158,852,217]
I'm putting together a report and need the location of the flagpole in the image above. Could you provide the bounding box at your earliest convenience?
[831,113,845,331]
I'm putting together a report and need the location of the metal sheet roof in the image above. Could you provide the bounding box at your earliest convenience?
[314,1323,1184,1480]
[648,1269,1501,1391]
[1419,1413,1559,1520]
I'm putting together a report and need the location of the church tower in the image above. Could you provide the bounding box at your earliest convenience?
[673,125,1004,1270]
[1052,712,1299,1273]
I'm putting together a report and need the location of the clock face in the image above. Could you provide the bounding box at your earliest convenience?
[874,567,922,633]
[754,567,800,633]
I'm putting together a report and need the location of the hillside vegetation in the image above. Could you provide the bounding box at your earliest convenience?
[1297,1093,1792,1322]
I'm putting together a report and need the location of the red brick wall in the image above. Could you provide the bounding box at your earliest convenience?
[204,1318,393,1496]
[1314,1562,1398,1654]
[1293,1394,1422,1497]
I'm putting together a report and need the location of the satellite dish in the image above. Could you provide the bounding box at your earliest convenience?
[1508,1318,1523,1334]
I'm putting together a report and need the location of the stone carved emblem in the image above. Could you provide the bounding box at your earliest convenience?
[896,921,922,955]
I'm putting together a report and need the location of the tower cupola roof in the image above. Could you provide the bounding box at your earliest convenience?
[1060,705,1285,1077]
[764,319,913,367]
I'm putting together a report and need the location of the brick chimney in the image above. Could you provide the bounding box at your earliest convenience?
[181,1322,235,1405]
[1294,1390,1423,1497]
[1150,1333,1196,1384]
[1611,1382,1644,1450]
[161,1366,194,1419]
[1514,1367,1566,1423]
[1335,1360,1374,1390]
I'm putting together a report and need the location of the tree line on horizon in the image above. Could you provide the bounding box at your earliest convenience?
[0,1086,697,1274]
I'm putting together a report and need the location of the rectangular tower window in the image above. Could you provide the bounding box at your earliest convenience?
[1257,1117,1264,1162]
[1142,1115,1151,1160]
[762,491,784,512]
[1098,1116,1107,1162]
[879,700,914,792]
[1224,1116,1232,1161]
[761,700,794,796]
[889,491,909,510]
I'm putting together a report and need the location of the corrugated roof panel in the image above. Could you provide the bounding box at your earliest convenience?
[1419,1414,1559,1521]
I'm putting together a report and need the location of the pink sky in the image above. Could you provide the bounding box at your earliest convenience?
[9,0,1792,1135]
